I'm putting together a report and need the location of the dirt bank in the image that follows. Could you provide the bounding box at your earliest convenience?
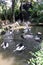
[0,53,14,65]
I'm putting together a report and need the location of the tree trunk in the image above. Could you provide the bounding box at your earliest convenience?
[20,0,24,22]
[12,0,15,22]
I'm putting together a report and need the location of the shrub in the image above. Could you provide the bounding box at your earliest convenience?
[27,50,43,65]
[29,2,43,23]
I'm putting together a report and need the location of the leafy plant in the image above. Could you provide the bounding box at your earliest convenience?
[27,50,43,65]
[29,2,43,23]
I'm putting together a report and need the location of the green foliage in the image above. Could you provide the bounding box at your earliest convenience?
[14,1,20,17]
[0,3,7,20]
[27,50,43,65]
[0,2,20,21]
[6,8,12,22]
[29,2,43,23]
[0,2,43,23]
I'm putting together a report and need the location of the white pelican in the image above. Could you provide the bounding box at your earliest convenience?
[34,32,42,41]
[13,43,25,52]
[38,32,42,35]
[21,34,33,39]
[9,30,14,34]
[1,42,9,50]
[34,35,40,41]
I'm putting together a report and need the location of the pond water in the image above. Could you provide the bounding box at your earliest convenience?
[0,26,43,65]
[31,26,43,35]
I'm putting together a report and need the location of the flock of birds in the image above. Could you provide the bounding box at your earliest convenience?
[1,22,42,52]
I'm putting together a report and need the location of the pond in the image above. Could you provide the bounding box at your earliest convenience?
[0,26,43,65]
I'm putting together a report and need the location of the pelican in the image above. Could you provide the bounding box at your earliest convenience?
[34,35,40,41]
[34,32,42,41]
[23,29,28,33]
[13,43,25,52]
[38,32,42,35]
[1,42,9,50]
[9,30,13,34]
[21,34,33,39]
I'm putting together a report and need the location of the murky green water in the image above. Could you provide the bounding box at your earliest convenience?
[31,26,43,35]
[0,26,43,65]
